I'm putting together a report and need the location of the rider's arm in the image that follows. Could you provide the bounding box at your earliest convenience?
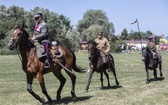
[105,38,110,53]
[34,24,48,40]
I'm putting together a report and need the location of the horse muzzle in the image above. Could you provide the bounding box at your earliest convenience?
[8,40,16,50]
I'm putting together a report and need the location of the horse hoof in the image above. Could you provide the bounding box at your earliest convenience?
[146,81,150,84]
[72,95,77,101]
[100,87,104,90]
[85,90,88,92]
[40,97,45,103]
[57,95,61,101]
[116,82,119,86]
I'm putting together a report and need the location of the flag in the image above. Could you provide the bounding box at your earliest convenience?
[131,19,137,24]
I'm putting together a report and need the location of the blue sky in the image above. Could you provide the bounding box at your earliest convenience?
[1,0,168,36]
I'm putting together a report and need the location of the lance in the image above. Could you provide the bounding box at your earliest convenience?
[136,19,143,56]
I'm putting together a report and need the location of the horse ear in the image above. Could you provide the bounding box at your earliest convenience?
[20,23,28,30]
[14,25,20,30]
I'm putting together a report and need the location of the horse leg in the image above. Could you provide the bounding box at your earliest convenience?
[103,70,110,87]
[159,62,163,77]
[36,73,52,103]
[85,71,93,92]
[110,66,119,86]
[153,68,157,81]
[26,74,45,103]
[52,69,66,101]
[100,72,104,89]
[146,67,150,84]
[64,69,77,101]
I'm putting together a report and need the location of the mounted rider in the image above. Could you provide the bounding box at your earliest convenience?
[31,12,50,68]
[94,32,111,71]
[142,36,161,67]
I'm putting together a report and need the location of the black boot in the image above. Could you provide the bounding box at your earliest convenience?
[44,59,50,68]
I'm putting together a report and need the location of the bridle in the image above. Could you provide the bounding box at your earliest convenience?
[88,42,99,62]
[9,28,36,72]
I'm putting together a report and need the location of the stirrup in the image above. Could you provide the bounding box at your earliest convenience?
[44,60,50,68]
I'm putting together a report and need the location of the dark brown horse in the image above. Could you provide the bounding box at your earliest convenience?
[85,40,119,92]
[8,24,84,104]
[142,47,163,84]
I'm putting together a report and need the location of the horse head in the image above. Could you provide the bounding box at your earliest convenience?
[8,24,29,50]
[87,40,98,60]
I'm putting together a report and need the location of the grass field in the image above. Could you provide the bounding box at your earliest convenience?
[0,51,168,105]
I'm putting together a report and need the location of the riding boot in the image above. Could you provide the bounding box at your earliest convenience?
[44,52,51,68]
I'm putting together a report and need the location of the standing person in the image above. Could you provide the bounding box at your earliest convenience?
[95,32,111,71]
[31,12,50,68]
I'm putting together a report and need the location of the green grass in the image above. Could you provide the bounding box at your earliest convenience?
[0,51,168,105]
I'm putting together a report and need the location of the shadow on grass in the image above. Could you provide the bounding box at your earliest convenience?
[42,95,92,105]
[148,77,165,83]
[102,85,123,90]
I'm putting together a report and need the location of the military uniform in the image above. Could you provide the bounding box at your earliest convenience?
[33,13,50,68]
[33,20,49,42]
[95,37,110,53]
[95,37,110,63]
[146,41,156,52]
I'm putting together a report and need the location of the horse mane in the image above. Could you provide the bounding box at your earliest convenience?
[22,29,30,39]
[14,24,30,39]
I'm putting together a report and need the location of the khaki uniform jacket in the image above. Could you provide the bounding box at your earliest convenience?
[95,37,110,52]
[146,41,156,51]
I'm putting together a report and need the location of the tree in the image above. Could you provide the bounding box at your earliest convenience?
[77,9,114,41]
[120,28,128,40]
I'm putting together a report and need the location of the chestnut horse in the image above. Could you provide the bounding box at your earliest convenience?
[85,40,119,92]
[8,24,84,104]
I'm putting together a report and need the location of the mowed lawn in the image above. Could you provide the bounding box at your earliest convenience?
[0,51,168,105]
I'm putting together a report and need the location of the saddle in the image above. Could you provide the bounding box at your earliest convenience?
[34,41,63,62]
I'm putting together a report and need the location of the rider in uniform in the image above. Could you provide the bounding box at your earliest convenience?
[142,36,160,68]
[95,32,111,71]
[31,12,50,68]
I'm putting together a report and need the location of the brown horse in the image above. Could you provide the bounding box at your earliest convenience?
[85,40,119,92]
[8,24,85,104]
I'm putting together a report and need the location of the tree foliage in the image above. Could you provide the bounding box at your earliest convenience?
[76,9,115,41]
[0,5,78,51]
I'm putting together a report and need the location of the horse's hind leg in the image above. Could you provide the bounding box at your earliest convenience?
[26,74,46,103]
[110,63,119,85]
[36,73,52,103]
[64,69,77,100]
[53,69,66,101]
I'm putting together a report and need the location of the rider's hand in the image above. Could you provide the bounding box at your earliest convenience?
[31,36,36,41]
[105,50,109,54]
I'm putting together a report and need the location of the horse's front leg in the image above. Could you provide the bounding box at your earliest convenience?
[26,74,45,103]
[153,68,157,81]
[100,72,104,89]
[146,67,150,84]
[36,73,52,103]
[85,70,93,92]
[103,70,110,87]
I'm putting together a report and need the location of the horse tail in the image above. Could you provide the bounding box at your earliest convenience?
[71,50,86,73]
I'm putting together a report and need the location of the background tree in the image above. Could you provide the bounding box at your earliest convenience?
[120,28,128,40]
[76,9,115,41]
